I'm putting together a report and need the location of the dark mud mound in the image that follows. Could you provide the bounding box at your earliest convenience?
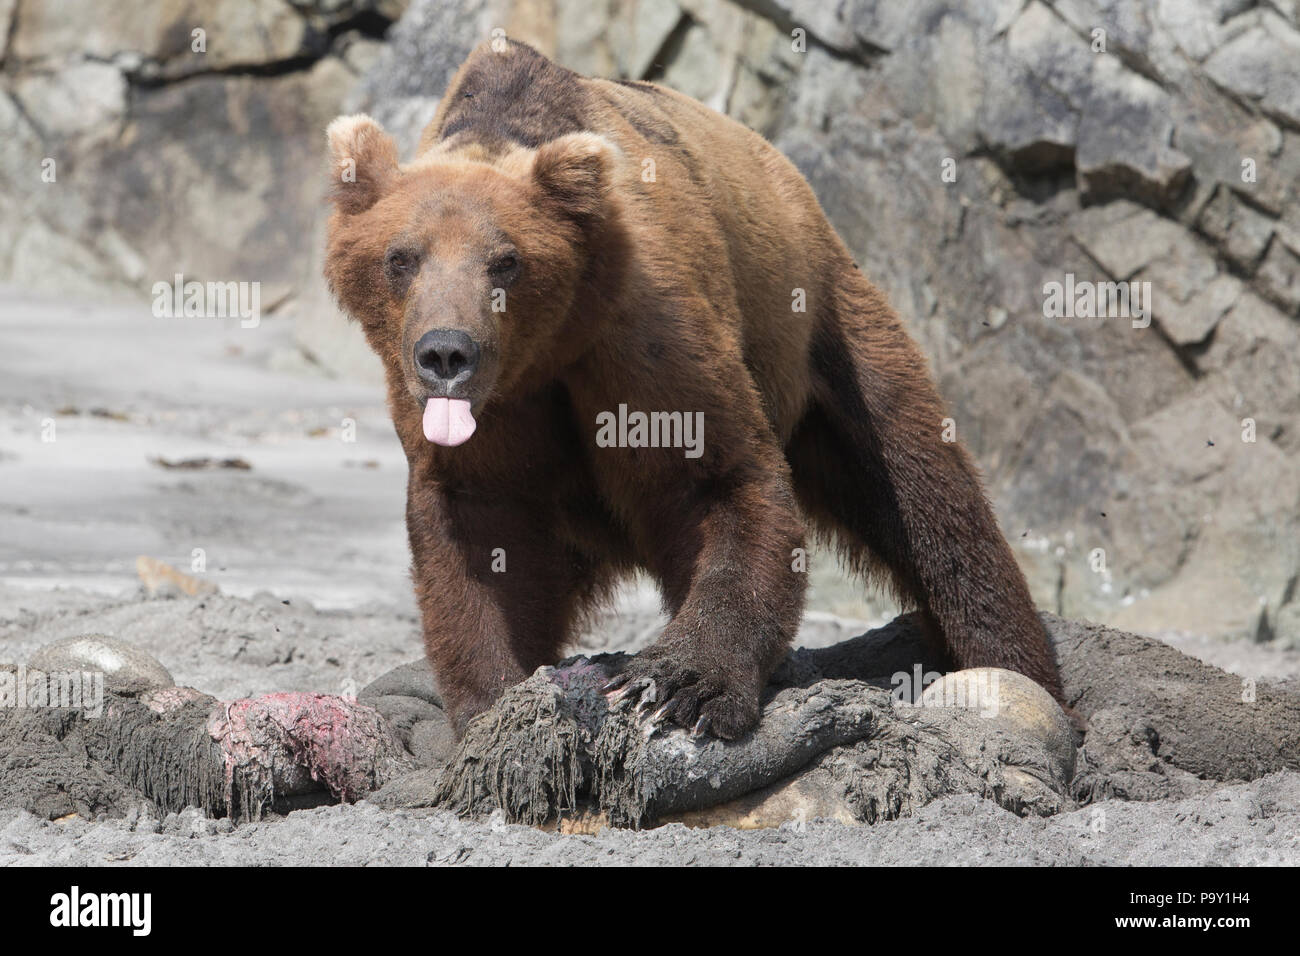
[0,676,413,822]
[5,612,1298,830]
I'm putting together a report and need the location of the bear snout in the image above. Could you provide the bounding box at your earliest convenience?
[413,329,481,392]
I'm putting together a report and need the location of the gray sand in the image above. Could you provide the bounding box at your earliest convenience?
[4,773,1297,866]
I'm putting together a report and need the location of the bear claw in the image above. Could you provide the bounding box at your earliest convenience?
[604,653,759,740]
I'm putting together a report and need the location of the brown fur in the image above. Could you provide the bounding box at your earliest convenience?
[323,41,1065,737]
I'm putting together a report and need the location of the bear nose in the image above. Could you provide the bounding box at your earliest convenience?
[414,329,480,386]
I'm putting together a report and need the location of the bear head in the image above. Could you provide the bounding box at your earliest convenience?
[323,114,620,447]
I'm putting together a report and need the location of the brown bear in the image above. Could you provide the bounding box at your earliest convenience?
[323,40,1065,738]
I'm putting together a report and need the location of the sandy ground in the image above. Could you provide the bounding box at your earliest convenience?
[3,773,1298,866]
[3,287,1298,865]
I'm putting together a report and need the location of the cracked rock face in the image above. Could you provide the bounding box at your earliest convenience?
[0,0,406,304]
[3,0,1298,645]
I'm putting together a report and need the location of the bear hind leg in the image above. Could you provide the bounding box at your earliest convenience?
[784,285,1065,704]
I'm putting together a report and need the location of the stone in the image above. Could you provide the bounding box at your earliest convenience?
[979,58,1078,172]
[917,667,1076,787]
[1072,202,1185,279]
[658,21,730,108]
[1154,272,1240,346]
[1196,185,1277,272]
[1156,0,1230,61]
[0,0,13,60]
[1076,57,1193,208]
[1203,12,1300,131]
[1256,236,1300,314]
[610,0,683,80]
[28,635,174,696]
[1199,291,1300,454]
[1133,229,1220,316]
[3,0,369,77]
[12,62,128,141]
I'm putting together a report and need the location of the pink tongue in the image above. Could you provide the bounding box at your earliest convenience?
[422,397,477,446]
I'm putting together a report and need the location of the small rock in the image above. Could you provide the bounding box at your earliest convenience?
[1203,13,1300,131]
[28,635,174,696]
[918,667,1077,786]
[1196,186,1276,273]
[1153,272,1241,345]
[148,456,251,471]
[1076,59,1193,209]
[1256,238,1300,314]
[1072,202,1182,279]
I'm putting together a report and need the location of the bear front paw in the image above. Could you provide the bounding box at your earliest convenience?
[602,651,760,740]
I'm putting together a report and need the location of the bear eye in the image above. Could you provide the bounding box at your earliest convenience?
[384,247,421,281]
[487,252,520,284]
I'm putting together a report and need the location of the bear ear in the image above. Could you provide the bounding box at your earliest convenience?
[530,132,620,222]
[326,114,400,215]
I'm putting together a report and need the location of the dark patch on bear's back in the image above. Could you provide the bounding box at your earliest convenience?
[625,107,679,146]
[613,78,671,97]
[436,42,590,149]
[603,80,679,145]
[593,81,713,190]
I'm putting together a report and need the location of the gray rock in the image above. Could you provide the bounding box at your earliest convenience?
[609,0,682,80]
[12,62,128,141]
[1196,186,1277,273]
[0,0,400,305]
[350,0,488,106]
[1075,59,1193,207]
[979,56,1079,172]
[1150,271,1240,346]
[1256,236,1300,314]
[1203,12,1300,131]
[917,666,1076,790]
[27,635,174,696]
[1073,202,1184,279]
[0,0,15,61]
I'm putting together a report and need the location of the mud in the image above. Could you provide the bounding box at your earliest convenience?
[0,680,412,823]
